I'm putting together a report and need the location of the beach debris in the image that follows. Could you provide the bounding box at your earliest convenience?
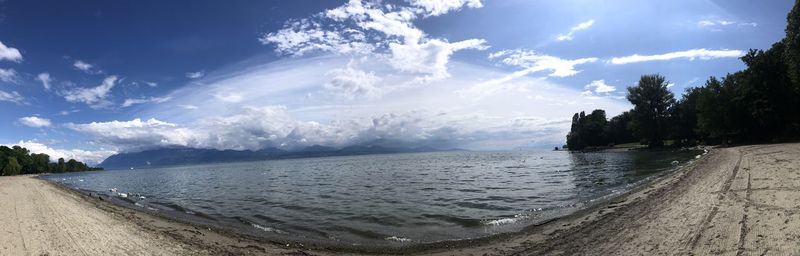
[671,160,679,166]
[110,188,118,193]
[695,155,702,159]
[118,193,128,198]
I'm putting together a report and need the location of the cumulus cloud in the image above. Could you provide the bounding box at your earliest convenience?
[609,48,744,65]
[581,80,622,99]
[408,0,483,17]
[0,41,22,62]
[0,90,24,104]
[18,116,51,128]
[489,49,598,78]
[186,71,205,79]
[260,0,487,82]
[388,38,488,81]
[557,19,594,41]
[36,73,52,90]
[584,80,615,94]
[1,140,116,166]
[121,96,171,107]
[62,75,118,108]
[66,118,198,152]
[324,64,382,100]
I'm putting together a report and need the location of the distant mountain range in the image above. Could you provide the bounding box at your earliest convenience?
[99,145,458,169]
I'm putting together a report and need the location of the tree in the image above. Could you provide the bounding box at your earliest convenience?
[566,112,586,150]
[566,110,614,150]
[3,157,22,176]
[583,109,608,146]
[626,74,675,147]
[670,87,702,145]
[603,111,636,145]
[786,0,800,91]
[57,158,67,173]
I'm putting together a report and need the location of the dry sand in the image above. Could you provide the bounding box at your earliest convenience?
[1,143,799,255]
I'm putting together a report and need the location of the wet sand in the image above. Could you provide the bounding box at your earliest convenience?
[1,143,798,255]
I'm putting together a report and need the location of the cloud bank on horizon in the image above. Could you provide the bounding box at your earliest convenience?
[0,0,791,164]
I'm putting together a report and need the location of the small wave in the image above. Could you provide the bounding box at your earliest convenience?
[384,236,412,242]
[482,214,530,226]
[251,223,285,234]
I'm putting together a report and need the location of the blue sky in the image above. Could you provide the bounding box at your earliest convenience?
[0,0,794,164]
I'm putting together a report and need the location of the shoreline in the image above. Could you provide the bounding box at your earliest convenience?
[3,143,796,255]
[40,148,702,254]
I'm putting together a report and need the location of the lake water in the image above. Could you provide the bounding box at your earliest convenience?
[43,150,700,247]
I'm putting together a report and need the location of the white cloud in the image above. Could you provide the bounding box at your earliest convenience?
[2,140,116,166]
[18,116,51,128]
[260,0,487,82]
[63,75,118,107]
[144,81,158,87]
[389,38,487,81]
[324,64,382,100]
[36,73,52,90]
[59,109,80,116]
[66,118,198,152]
[557,19,594,41]
[0,90,24,104]
[186,71,205,79]
[213,92,243,103]
[0,68,17,83]
[0,41,22,62]
[584,80,616,94]
[179,104,199,110]
[408,0,483,17]
[697,19,757,29]
[489,49,598,78]
[121,96,171,107]
[72,60,102,74]
[609,48,744,65]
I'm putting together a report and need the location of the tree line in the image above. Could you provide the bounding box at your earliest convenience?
[0,145,102,176]
[567,1,800,150]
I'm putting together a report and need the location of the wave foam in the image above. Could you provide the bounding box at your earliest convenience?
[483,214,530,226]
[384,236,412,242]
[251,223,284,234]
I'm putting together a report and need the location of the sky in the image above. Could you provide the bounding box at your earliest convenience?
[0,0,794,165]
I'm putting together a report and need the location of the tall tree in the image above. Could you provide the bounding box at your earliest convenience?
[786,0,800,91]
[626,74,675,147]
[670,87,702,145]
[604,111,636,145]
[57,158,67,173]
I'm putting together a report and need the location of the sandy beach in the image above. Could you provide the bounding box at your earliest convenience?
[1,143,799,255]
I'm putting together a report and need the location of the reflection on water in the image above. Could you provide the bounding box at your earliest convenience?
[45,150,699,247]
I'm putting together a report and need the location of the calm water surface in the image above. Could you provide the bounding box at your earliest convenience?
[44,150,700,247]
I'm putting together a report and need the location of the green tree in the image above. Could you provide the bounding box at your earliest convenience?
[786,0,800,91]
[566,110,613,150]
[3,157,22,176]
[57,158,66,173]
[603,111,636,145]
[626,74,675,147]
[670,87,702,145]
